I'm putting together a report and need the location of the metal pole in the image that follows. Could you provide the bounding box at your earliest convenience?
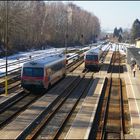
[65,9,68,56]
[81,34,84,52]
[5,1,8,96]
[65,4,72,56]
[65,34,68,55]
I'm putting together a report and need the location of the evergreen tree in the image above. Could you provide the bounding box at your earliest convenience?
[118,27,123,42]
[113,27,123,42]
[118,27,123,35]
[113,27,118,37]
[131,19,140,42]
[118,34,122,42]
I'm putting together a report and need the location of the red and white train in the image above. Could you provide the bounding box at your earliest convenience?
[84,43,111,70]
[21,54,66,91]
[84,46,103,70]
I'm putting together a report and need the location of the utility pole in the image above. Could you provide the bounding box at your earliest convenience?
[65,8,69,56]
[5,1,8,96]
[65,4,72,56]
[81,34,84,52]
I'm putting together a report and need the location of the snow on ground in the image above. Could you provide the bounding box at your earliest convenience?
[0,42,127,77]
[118,44,126,55]
[0,46,88,76]
[108,43,126,55]
[80,47,90,51]
[109,43,116,52]
[0,48,65,76]
[101,44,109,51]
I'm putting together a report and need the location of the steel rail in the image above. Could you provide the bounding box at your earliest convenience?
[95,45,125,139]
[24,71,90,140]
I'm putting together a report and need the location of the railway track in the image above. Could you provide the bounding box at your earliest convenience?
[20,71,94,139]
[0,92,43,129]
[0,63,95,139]
[0,53,84,95]
[0,74,79,130]
[0,50,67,79]
[0,46,111,139]
[104,78,123,139]
[89,45,131,139]
[0,45,108,92]
[0,49,84,78]
[100,43,111,62]
[0,54,88,131]
[0,50,64,70]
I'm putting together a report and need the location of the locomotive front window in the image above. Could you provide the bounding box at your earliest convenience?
[23,67,44,77]
[86,55,98,61]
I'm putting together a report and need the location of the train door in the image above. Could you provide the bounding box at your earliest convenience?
[51,61,65,83]
[54,61,64,80]
[44,67,50,89]
[47,64,58,85]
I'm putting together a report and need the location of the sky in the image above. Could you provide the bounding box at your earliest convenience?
[63,1,140,32]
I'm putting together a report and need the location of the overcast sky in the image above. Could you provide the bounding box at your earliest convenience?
[63,1,140,32]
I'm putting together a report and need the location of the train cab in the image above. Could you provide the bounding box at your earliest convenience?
[84,47,102,70]
[21,54,66,91]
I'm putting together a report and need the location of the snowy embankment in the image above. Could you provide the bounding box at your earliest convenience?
[0,48,65,77]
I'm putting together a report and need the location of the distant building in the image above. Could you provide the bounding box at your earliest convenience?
[136,38,140,48]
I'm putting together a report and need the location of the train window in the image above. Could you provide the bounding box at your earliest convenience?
[33,68,44,77]
[57,62,63,70]
[86,55,98,61]
[53,61,63,71]
[23,67,44,77]
[50,65,56,74]
[23,68,32,76]
[49,61,65,74]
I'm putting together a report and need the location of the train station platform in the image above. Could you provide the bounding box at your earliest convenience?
[65,52,112,139]
[0,88,25,110]
[2,49,140,139]
[123,64,140,139]
[65,77,105,139]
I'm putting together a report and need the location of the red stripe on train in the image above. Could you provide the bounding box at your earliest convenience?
[21,76,44,80]
[85,60,99,64]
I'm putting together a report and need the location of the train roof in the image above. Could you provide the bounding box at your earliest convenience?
[23,54,65,67]
[86,47,101,55]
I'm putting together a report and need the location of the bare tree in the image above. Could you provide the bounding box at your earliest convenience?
[0,1,101,55]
